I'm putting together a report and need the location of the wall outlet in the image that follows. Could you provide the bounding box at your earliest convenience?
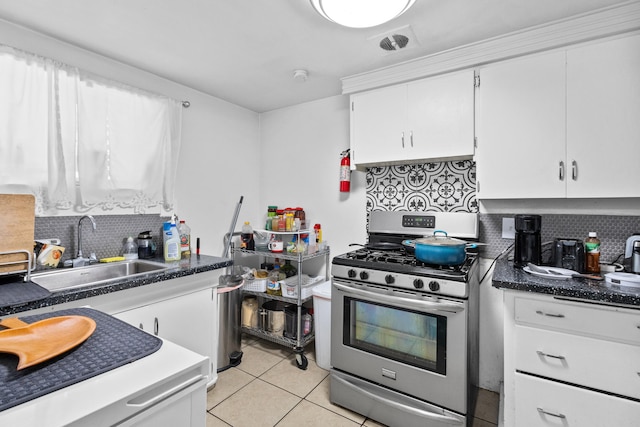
[502,217,515,239]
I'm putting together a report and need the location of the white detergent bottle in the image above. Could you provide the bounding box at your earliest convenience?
[163,221,181,261]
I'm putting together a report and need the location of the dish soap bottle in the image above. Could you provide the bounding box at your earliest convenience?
[585,232,601,274]
[178,220,191,259]
[163,221,181,261]
[122,236,138,260]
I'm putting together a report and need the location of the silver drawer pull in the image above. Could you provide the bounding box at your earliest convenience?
[536,310,565,318]
[537,408,566,419]
[537,350,566,360]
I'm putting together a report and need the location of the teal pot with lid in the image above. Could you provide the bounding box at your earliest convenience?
[402,231,477,266]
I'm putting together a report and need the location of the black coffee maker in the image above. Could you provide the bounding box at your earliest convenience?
[514,214,542,268]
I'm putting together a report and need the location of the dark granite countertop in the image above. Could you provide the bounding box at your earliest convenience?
[491,258,640,307]
[0,254,232,316]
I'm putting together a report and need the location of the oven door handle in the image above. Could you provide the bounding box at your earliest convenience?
[333,283,464,314]
[332,373,465,425]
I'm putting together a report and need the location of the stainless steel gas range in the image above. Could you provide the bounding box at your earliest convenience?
[330,211,480,427]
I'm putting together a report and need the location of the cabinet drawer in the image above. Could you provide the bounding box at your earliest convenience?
[515,296,640,345]
[516,325,640,399]
[515,372,640,427]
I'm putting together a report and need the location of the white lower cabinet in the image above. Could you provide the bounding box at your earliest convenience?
[503,291,640,426]
[112,287,215,374]
[515,373,640,427]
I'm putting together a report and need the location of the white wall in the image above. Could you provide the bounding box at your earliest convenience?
[0,18,261,257]
[258,95,368,260]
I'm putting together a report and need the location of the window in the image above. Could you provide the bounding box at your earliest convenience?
[0,45,182,215]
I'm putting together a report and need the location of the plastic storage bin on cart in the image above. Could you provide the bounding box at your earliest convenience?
[312,280,332,370]
[217,274,244,372]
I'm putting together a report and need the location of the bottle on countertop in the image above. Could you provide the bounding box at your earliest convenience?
[240,221,255,251]
[163,221,181,261]
[178,219,191,258]
[585,232,601,274]
[122,236,138,260]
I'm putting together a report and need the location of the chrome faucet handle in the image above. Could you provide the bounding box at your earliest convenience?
[89,253,98,264]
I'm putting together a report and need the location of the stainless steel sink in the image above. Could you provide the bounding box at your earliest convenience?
[31,260,170,292]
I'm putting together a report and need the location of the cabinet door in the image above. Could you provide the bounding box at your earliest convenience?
[350,85,407,167]
[476,51,566,199]
[408,70,475,160]
[113,288,215,368]
[567,35,640,198]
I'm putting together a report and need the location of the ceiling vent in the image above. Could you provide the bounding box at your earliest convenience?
[380,34,410,51]
[368,25,419,55]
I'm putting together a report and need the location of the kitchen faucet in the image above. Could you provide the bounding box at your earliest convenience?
[67,215,98,267]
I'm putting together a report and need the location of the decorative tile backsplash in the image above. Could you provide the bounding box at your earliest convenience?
[365,160,477,212]
[363,160,640,264]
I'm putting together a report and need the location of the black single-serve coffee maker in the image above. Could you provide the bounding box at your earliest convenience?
[514,214,542,268]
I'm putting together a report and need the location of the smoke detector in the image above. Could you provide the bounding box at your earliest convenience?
[293,69,308,82]
[368,25,419,55]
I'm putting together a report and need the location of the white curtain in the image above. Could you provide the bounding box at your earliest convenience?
[0,46,182,215]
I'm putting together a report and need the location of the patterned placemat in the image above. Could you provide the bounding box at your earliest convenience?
[0,281,50,309]
[0,307,162,412]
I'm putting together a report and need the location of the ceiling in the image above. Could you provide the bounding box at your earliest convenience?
[0,0,629,113]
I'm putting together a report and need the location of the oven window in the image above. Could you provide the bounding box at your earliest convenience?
[343,297,447,374]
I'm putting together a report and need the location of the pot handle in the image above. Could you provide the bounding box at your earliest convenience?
[402,239,415,248]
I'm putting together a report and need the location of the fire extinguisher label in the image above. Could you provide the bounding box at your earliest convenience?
[340,165,350,181]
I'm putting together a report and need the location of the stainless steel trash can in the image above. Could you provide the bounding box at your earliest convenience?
[217,274,244,372]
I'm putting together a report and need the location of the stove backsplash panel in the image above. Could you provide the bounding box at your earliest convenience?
[365,161,477,213]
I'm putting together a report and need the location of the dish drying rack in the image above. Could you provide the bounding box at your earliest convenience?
[0,249,34,282]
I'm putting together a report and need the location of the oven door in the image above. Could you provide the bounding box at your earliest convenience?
[331,279,468,414]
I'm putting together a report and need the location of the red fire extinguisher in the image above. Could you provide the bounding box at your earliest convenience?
[340,149,351,192]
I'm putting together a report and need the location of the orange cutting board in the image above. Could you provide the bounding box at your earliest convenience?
[0,194,36,274]
[0,316,96,370]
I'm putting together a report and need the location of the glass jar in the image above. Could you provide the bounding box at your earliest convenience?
[295,207,306,230]
[241,296,258,328]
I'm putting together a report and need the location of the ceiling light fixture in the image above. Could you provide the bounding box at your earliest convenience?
[310,0,416,29]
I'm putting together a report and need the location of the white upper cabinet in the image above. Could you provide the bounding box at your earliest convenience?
[476,50,567,199]
[566,35,640,198]
[350,69,475,169]
[476,34,640,199]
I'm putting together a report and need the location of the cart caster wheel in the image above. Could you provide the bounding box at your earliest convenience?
[295,353,308,370]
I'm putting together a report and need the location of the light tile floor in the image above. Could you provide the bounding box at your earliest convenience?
[206,335,499,427]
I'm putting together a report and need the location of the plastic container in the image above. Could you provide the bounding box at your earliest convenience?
[283,305,312,340]
[240,221,255,250]
[178,220,191,258]
[312,281,332,370]
[122,236,138,260]
[163,221,181,261]
[585,232,601,274]
[241,296,259,328]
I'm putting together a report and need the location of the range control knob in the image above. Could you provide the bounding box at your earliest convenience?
[359,271,369,280]
[413,278,424,289]
[429,281,440,292]
[348,269,357,278]
[385,274,395,284]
